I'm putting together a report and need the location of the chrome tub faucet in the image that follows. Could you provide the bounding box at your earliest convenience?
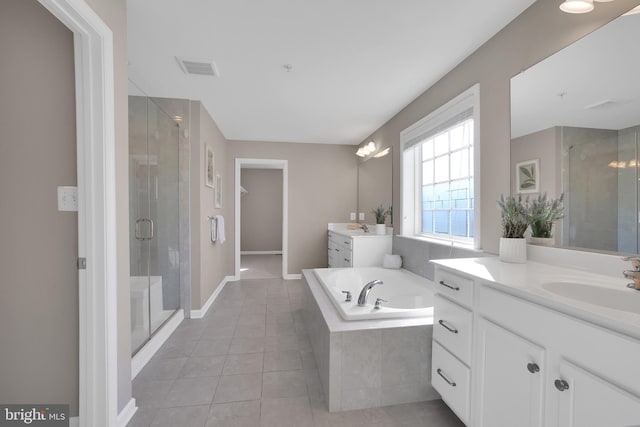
[357,280,383,306]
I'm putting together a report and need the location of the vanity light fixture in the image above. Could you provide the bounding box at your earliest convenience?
[560,0,594,14]
[356,141,377,157]
[373,147,391,158]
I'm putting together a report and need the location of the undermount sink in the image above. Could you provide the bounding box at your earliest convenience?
[541,281,640,314]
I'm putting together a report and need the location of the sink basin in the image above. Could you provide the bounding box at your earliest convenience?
[541,281,640,314]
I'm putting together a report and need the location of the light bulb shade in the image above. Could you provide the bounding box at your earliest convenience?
[356,147,366,157]
[559,0,594,13]
[366,141,376,151]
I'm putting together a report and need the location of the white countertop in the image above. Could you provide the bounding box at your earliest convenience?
[328,223,392,238]
[431,257,640,340]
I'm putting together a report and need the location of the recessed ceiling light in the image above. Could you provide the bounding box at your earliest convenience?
[559,0,594,13]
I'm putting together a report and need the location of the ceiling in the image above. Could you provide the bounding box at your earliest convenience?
[127,0,536,145]
[511,11,640,139]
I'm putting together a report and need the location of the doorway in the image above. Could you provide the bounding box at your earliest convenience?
[240,168,283,279]
[234,159,289,279]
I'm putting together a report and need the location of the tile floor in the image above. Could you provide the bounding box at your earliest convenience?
[240,255,283,280]
[127,278,464,427]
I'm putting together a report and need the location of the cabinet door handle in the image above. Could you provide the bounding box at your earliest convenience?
[527,363,540,374]
[344,241,350,245]
[335,248,339,252]
[439,280,460,291]
[436,368,456,387]
[554,379,570,391]
[438,319,459,334]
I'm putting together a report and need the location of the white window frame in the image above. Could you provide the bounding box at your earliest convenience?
[400,84,481,249]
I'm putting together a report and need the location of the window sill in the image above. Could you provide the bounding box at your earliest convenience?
[396,234,482,252]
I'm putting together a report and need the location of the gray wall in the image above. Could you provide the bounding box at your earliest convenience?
[510,127,561,199]
[358,153,393,226]
[0,0,79,414]
[228,141,358,274]
[190,102,234,310]
[355,0,640,254]
[241,169,283,252]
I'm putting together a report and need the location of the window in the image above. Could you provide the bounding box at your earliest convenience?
[401,85,479,247]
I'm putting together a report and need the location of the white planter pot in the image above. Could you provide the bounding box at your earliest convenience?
[529,237,554,246]
[499,237,527,263]
[374,224,386,235]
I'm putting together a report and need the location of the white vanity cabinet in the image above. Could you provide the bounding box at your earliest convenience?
[475,284,640,427]
[431,269,474,425]
[327,225,392,268]
[432,258,640,427]
[474,317,545,427]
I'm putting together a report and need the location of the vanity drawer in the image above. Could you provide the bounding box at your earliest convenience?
[435,268,474,308]
[434,294,473,365]
[432,341,470,425]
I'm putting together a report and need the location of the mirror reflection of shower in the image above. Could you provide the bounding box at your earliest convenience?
[562,126,640,253]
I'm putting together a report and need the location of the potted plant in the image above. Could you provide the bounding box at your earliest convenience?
[497,194,529,263]
[372,205,389,235]
[528,193,565,246]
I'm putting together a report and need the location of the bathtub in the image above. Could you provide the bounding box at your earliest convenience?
[313,267,435,321]
[302,268,439,411]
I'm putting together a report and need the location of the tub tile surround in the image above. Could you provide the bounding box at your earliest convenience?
[392,235,486,280]
[127,277,463,426]
[302,270,440,413]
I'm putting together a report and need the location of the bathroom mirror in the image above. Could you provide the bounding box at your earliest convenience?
[510,10,640,254]
[358,149,393,226]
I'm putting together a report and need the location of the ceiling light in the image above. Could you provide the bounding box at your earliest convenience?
[356,147,366,157]
[559,0,595,13]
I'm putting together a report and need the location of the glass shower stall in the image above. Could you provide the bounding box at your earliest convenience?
[129,95,181,354]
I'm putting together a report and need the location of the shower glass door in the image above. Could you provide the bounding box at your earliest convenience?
[129,96,180,355]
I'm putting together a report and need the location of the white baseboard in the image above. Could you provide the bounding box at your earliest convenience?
[69,417,78,427]
[117,398,137,427]
[131,309,184,379]
[283,274,302,280]
[190,276,233,319]
[241,250,283,255]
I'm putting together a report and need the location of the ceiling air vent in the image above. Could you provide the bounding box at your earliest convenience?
[175,57,219,77]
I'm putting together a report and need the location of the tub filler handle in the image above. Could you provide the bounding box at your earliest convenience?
[374,298,388,309]
[341,291,352,302]
[438,280,460,291]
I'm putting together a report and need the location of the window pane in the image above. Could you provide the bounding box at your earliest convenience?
[434,155,449,182]
[451,211,468,237]
[450,149,469,180]
[434,133,448,156]
[422,211,433,233]
[422,139,434,160]
[434,182,450,210]
[450,124,465,150]
[469,211,474,237]
[434,211,449,234]
[422,160,434,185]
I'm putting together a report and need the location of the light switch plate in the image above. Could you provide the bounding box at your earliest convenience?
[350,212,356,221]
[359,212,365,221]
[58,186,78,211]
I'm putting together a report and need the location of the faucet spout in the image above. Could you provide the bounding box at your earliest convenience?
[357,280,383,306]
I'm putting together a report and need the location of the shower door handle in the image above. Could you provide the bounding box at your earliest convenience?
[135,218,153,240]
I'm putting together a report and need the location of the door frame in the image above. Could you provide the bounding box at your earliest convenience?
[235,159,291,279]
[37,0,118,425]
